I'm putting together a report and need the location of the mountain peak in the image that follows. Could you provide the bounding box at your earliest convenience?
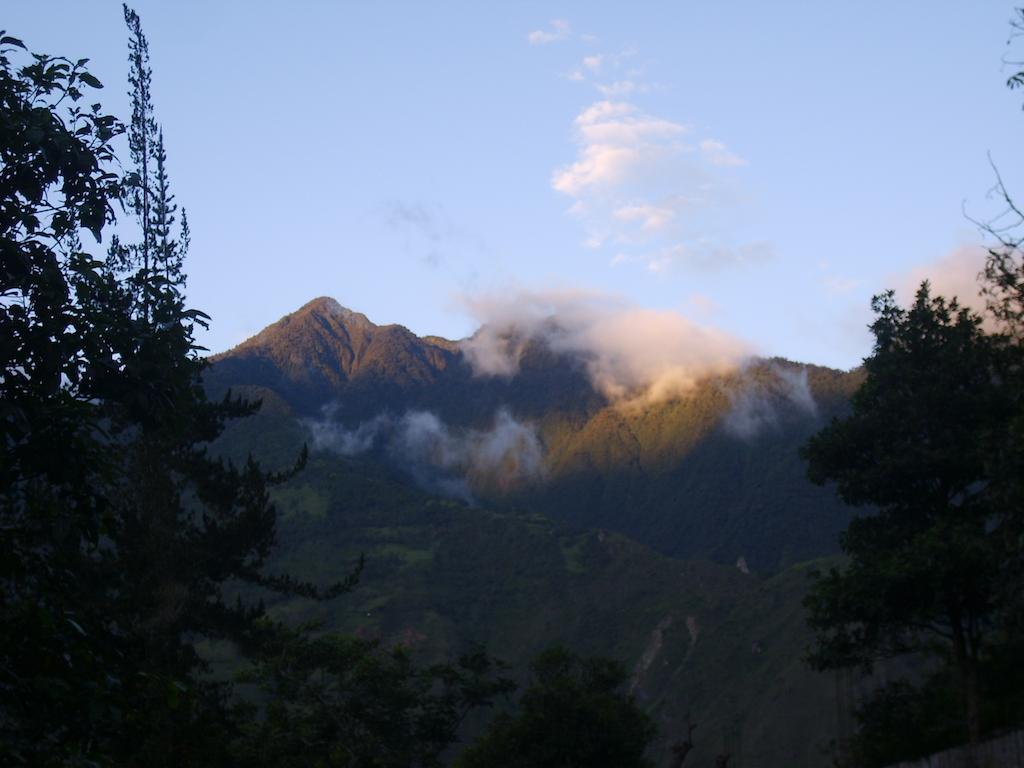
[209,297,461,412]
[299,296,372,325]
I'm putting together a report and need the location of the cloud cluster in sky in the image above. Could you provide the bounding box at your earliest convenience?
[459,289,752,403]
[307,407,544,502]
[528,19,570,45]
[552,100,689,197]
[537,30,759,274]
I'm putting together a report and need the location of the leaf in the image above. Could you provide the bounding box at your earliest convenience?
[79,72,103,89]
[1,36,26,49]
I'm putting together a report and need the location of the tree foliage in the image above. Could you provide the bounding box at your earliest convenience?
[0,28,135,765]
[802,285,1018,749]
[455,646,655,768]
[0,14,513,767]
[235,631,514,768]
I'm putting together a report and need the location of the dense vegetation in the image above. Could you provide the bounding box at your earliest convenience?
[455,647,655,768]
[213,409,842,766]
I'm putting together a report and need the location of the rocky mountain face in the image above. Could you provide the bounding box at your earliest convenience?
[208,297,461,417]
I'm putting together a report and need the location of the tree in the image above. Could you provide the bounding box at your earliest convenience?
[234,631,514,768]
[0,17,326,765]
[1,15,511,766]
[455,646,655,768]
[110,3,188,318]
[149,127,187,285]
[120,4,155,276]
[0,29,133,765]
[801,285,1014,748]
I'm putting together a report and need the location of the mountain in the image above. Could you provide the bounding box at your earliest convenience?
[207,296,605,421]
[204,298,869,766]
[207,297,460,417]
[208,297,862,572]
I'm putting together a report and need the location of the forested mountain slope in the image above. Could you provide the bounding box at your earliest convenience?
[208,297,863,571]
[211,391,846,766]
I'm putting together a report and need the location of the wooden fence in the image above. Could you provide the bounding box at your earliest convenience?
[887,728,1024,768]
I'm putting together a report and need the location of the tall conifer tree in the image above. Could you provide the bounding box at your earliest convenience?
[123,3,154,275]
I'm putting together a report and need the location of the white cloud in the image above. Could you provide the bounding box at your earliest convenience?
[639,240,773,273]
[551,101,688,197]
[308,407,544,500]
[459,289,753,403]
[699,139,746,167]
[565,200,588,218]
[528,19,570,45]
[575,100,687,146]
[564,47,647,96]
[549,96,761,272]
[646,256,673,274]
[614,203,675,232]
[541,28,761,274]
[552,144,645,196]
[596,80,639,97]
[891,245,988,316]
[724,363,818,439]
[686,293,719,316]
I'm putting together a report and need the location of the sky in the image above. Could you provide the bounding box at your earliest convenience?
[8,1,1023,369]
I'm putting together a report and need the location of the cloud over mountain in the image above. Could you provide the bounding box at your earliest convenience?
[459,289,752,403]
[307,407,544,502]
[724,363,818,439]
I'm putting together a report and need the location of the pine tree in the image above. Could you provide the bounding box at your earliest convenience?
[122,3,155,277]
[116,4,189,317]
[150,127,184,285]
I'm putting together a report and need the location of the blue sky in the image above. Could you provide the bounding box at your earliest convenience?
[8,1,1022,369]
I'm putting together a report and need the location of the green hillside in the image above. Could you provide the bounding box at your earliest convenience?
[211,380,850,766]
[505,359,863,571]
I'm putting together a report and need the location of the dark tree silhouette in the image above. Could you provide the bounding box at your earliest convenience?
[0,14,512,765]
[455,646,654,768]
[802,285,1014,747]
